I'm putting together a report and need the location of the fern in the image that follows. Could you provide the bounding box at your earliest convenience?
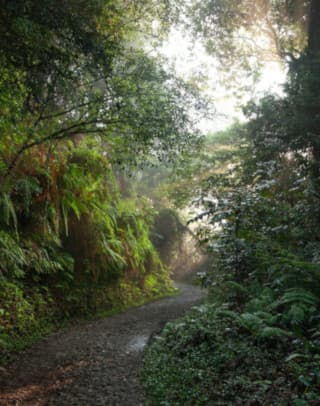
[0,230,26,277]
[14,177,42,215]
[60,192,84,236]
[27,246,65,274]
[253,311,278,325]
[287,304,306,326]
[259,326,291,339]
[216,309,239,320]
[0,192,18,233]
[271,288,318,327]
[238,312,265,333]
[225,281,250,297]
[100,234,126,267]
[271,288,318,309]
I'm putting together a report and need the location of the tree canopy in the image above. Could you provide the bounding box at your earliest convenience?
[143,1,320,404]
[0,0,203,362]
[0,0,206,184]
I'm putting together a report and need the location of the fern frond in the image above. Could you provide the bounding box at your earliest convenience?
[259,326,291,339]
[0,192,18,233]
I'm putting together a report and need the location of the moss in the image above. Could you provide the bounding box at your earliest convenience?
[0,263,176,366]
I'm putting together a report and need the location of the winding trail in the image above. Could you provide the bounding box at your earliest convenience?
[0,282,205,406]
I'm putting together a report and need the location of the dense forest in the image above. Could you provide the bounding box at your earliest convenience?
[143,0,320,405]
[1,0,320,405]
[0,0,205,360]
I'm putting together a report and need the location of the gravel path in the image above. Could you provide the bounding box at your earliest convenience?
[0,282,205,406]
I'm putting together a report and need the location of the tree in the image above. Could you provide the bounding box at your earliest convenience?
[187,0,309,63]
[0,0,205,183]
[0,1,189,354]
[187,0,320,203]
[142,3,320,404]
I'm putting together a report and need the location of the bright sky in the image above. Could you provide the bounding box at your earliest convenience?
[158,28,287,134]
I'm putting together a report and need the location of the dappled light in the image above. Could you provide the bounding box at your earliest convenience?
[1,0,320,405]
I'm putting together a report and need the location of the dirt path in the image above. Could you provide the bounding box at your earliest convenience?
[0,282,205,406]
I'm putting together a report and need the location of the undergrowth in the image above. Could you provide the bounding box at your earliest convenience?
[0,141,176,365]
[143,303,320,405]
[1,277,177,366]
[143,121,320,405]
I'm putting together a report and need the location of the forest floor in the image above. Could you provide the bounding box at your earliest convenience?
[0,281,205,405]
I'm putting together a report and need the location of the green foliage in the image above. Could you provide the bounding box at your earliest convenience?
[0,277,61,362]
[143,2,320,405]
[0,0,197,361]
[0,2,205,184]
[0,193,18,232]
[0,231,26,277]
[185,0,309,87]
[143,304,319,405]
[144,68,320,401]
[165,123,243,208]
[0,133,176,361]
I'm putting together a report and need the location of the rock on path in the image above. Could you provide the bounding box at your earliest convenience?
[0,282,205,405]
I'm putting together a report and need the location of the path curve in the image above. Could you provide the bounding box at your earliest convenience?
[0,282,205,406]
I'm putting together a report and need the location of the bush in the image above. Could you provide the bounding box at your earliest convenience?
[143,304,320,405]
